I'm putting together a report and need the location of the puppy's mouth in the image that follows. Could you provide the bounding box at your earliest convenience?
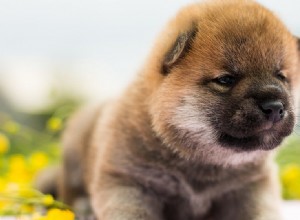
[216,110,295,151]
[218,128,286,152]
[220,133,263,151]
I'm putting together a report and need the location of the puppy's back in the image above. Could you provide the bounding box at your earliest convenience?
[59,104,102,205]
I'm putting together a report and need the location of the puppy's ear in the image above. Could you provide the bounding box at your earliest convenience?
[162,26,198,75]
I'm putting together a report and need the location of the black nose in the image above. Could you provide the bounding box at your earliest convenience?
[260,101,284,123]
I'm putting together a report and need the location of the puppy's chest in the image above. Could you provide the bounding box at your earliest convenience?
[130,163,257,216]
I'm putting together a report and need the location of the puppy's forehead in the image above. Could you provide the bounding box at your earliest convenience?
[190,2,294,75]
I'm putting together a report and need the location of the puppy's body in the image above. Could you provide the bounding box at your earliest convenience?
[59,1,300,219]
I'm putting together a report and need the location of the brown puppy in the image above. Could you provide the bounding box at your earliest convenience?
[59,0,300,219]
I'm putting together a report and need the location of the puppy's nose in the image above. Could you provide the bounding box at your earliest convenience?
[260,101,284,123]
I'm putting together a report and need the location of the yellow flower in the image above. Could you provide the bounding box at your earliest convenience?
[42,194,54,206]
[49,209,75,220]
[0,201,7,210]
[46,117,62,132]
[281,164,300,185]
[29,151,49,172]
[3,121,20,134]
[0,179,7,191]
[281,164,300,199]
[7,155,32,184]
[9,154,27,171]
[0,133,10,154]
[36,209,75,220]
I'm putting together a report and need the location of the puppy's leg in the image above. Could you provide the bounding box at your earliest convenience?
[91,176,164,220]
[209,170,283,220]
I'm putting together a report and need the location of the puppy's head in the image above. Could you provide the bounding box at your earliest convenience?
[148,0,300,165]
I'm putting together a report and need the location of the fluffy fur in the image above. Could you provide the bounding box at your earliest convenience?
[59,0,300,219]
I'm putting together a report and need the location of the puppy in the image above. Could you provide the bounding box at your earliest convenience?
[59,0,300,219]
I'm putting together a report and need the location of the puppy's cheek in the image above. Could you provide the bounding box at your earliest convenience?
[150,93,217,149]
[172,94,218,138]
[150,94,267,165]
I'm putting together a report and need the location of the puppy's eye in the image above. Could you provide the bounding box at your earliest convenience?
[275,71,287,82]
[214,75,236,86]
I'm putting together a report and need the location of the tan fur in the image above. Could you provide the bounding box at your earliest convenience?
[59,1,300,219]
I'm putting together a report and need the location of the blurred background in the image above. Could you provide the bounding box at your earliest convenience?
[0,0,299,217]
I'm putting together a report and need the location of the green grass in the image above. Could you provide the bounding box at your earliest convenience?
[276,134,300,167]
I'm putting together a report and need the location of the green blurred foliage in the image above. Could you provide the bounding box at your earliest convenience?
[0,103,77,215]
[276,135,300,199]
